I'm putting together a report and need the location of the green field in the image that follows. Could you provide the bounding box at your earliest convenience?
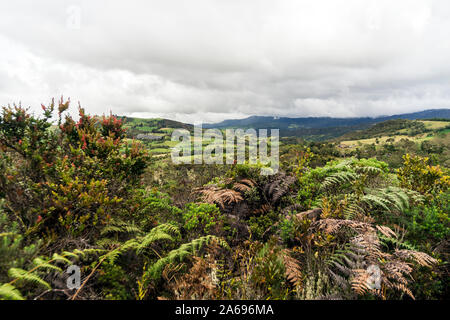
[339,134,426,149]
[421,120,449,129]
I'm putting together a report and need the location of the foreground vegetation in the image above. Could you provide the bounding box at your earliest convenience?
[0,100,448,300]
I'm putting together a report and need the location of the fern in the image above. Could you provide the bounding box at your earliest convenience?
[361,194,391,212]
[0,225,182,300]
[264,173,296,203]
[101,223,179,263]
[138,224,179,251]
[196,186,244,209]
[0,247,104,300]
[52,253,72,264]
[378,234,417,251]
[343,201,364,220]
[326,243,364,289]
[283,250,302,287]
[72,248,105,258]
[32,257,63,273]
[362,187,420,215]
[101,219,142,236]
[321,171,357,192]
[355,165,382,176]
[0,283,24,300]
[8,268,51,289]
[146,235,229,281]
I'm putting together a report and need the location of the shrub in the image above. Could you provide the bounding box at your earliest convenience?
[397,154,450,199]
[182,203,224,236]
[0,99,149,237]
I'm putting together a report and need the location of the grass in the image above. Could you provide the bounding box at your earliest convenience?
[420,120,449,130]
[159,128,175,133]
[339,134,430,149]
[163,141,180,147]
[150,147,171,154]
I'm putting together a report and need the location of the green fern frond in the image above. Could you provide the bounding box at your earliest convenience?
[363,187,419,214]
[101,225,123,235]
[101,239,138,263]
[0,232,16,237]
[334,160,353,169]
[0,283,24,300]
[61,251,80,259]
[96,238,121,248]
[32,257,62,272]
[99,224,179,263]
[152,223,180,237]
[101,219,142,236]
[321,171,357,191]
[73,248,105,257]
[361,194,391,212]
[136,230,174,254]
[379,234,417,251]
[146,235,229,281]
[124,224,141,234]
[343,202,364,220]
[52,253,71,264]
[355,165,382,176]
[8,268,51,289]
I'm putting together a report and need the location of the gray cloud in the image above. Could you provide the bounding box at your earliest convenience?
[0,0,449,123]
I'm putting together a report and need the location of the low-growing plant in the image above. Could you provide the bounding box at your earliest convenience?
[182,203,224,236]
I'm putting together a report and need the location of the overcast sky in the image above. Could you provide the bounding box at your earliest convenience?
[1,0,450,123]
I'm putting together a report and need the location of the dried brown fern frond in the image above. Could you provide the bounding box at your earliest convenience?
[345,238,434,299]
[195,185,224,208]
[240,178,256,187]
[195,186,243,209]
[389,282,414,300]
[233,183,252,193]
[169,256,218,300]
[311,213,436,300]
[253,203,272,215]
[376,225,397,239]
[162,263,185,283]
[312,217,419,299]
[383,260,415,299]
[351,269,371,296]
[393,249,438,268]
[283,249,302,287]
[232,179,256,193]
[384,261,413,281]
[350,268,385,298]
[264,173,296,204]
[312,219,375,235]
[218,189,244,206]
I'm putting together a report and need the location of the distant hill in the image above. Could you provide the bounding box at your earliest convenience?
[380,109,450,120]
[203,109,450,140]
[119,116,193,138]
[204,109,450,129]
[118,109,450,142]
[116,116,195,156]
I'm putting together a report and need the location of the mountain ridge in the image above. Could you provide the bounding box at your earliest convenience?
[120,109,450,142]
[203,109,450,129]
